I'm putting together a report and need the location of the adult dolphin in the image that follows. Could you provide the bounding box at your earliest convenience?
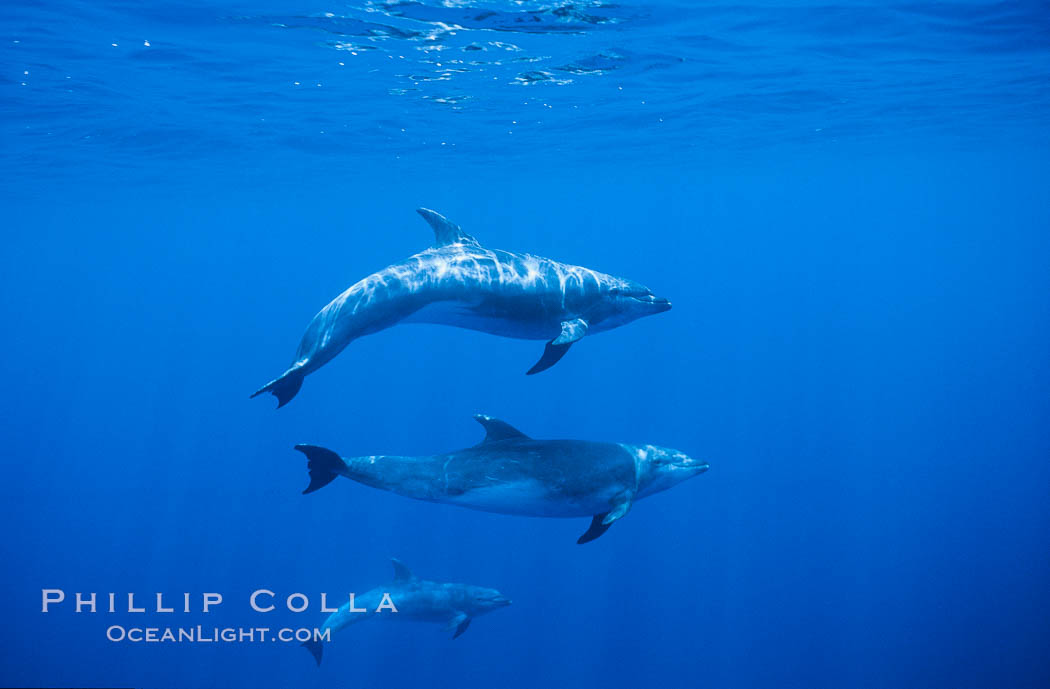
[294,415,708,544]
[302,558,511,666]
[253,208,671,407]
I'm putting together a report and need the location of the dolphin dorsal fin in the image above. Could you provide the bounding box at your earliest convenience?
[417,208,478,247]
[473,414,531,443]
[391,559,414,582]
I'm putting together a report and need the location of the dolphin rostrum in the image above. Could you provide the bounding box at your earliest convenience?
[302,558,511,666]
[295,415,708,544]
[253,208,671,407]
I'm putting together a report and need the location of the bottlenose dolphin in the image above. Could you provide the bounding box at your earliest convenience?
[303,558,510,666]
[253,208,671,407]
[295,415,708,544]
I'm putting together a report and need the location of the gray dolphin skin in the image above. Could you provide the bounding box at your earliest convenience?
[253,208,671,407]
[295,415,708,544]
[303,558,510,666]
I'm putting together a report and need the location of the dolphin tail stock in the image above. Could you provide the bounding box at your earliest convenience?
[301,638,323,666]
[251,366,305,408]
[294,445,349,494]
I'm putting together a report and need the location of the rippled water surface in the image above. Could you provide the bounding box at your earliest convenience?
[5,0,1049,168]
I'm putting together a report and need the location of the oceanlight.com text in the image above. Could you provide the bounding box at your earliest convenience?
[105,625,330,644]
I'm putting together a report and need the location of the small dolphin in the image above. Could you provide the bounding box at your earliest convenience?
[302,558,510,666]
[253,208,671,407]
[295,415,708,544]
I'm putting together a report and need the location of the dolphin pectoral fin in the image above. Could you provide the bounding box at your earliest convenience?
[301,638,323,666]
[251,367,305,408]
[448,613,472,639]
[553,318,588,345]
[526,318,588,375]
[578,495,633,544]
[526,340,573,375]
[294,445,349,494]
[577,514,614,544]
[602,496,633,525]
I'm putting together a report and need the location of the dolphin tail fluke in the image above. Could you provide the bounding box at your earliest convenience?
[301,639,323,666]
[294,444,349,494]
[251,367,305,408]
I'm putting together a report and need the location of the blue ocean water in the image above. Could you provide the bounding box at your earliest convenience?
[2,1,1049,687]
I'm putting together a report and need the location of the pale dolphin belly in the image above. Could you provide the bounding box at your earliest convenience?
[445,478,622,518]
[400,299,563,340]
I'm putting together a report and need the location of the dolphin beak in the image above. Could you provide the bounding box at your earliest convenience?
[636,294,672,311]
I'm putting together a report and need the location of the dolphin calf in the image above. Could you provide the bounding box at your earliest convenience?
[303,558,510,666]
[253,208,671,407]
[295,415,708,544]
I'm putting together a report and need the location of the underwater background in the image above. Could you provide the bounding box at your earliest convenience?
[2,1,1049,687]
